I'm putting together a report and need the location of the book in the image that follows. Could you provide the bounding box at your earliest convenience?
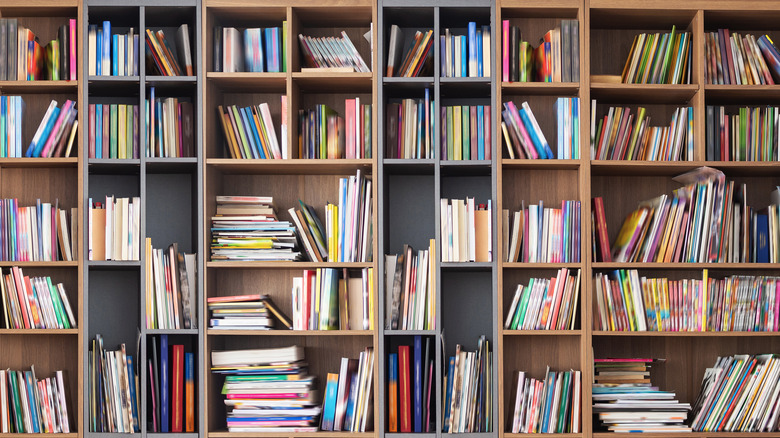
[398,345,411,432]
[440,22,490,77]
[298,32,369,72]
[171,344,184,432]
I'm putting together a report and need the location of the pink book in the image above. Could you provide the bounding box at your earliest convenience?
[41,101,73,158]
[69,19,77,80]
[594,358,655,363]
[226,393,306,399]
[507,101,538,159]
[502,20,509,82]
[345,99,355,159]
[424,361,433,432]
[774,279,780,331]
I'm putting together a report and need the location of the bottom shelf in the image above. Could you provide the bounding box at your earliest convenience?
[208,433,375,438]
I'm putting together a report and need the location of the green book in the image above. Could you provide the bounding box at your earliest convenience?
[512,279,535,330]
[446,106,454,160]
[126,105,133,159]
[462,105,470,160]
[659,26,677,83]
[45,277,67,329]
[363,105,371,159]
[635,33,655,84]
[453,105,462,160]
[230,106,252,159]
[9,370,24,432]
[110,104,118,159]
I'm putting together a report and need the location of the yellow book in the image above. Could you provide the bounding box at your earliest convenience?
[367,267,375,330]
[453,106,462,160]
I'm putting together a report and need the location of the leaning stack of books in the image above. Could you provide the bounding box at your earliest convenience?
[503,268,581,331]
[509,367,581,433]
[386,27,433,77]
[145,26,194,76]
[298,31,369,73]
[500,101,553,159]
[592,358,690,433]
[320,349,375,432]
[621,26,692,84]
[26,99,78,158]
[0,267,76,329]
[705,30,780,85]
[0,367,71,433]
[211,346,320,433]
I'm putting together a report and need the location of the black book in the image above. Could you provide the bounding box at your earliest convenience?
[7,19,17,81]
[0,19,7,81]
[510,26,519,82]
[59,24,69,80]
[705,105,714,161]
[386,102,400,158]
[213,26,222,72]
[151,336,161,432]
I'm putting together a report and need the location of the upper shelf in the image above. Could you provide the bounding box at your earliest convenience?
[0,81,78,94]
[590,83,698,103]
[206,72,286,93]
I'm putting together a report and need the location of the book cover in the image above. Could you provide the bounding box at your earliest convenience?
[398,345,411,432]
[160,334,169,432]
[171,345,183,432]
[388,353,398,432]
[413,335,422,432]
[320,373,339,430]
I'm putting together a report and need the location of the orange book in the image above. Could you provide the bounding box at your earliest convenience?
[91,206,106,261]
[171,345,184,432]
[388,353,398,432]
[185,352,195,432]
[474,208,490,262]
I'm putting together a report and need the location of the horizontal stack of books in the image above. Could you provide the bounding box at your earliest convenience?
[692,354,780,431]
[88,22,139,76]
[26,100,78,158]
[385,26,433,77]
[441,23,491,78]
[88,103,139,159]
[88,335,140,433]
[443,336,492,433]
[145,240,196,330]
[298,31,369,73]
[147,88,195,158]
[209,294,291,330]
[509,368,581,433]
[217,101,282,160]
[145,26,193,76]
[386,89,434,159]
[706,105,780,161]
[88,196,141,261]
[215,26,285,73]
[441,104,492,160]
[0,367,71,433]
[210,196,298,261]
[440,198,492,262]
[705,30,780,85]
[0,19,76,81]
[291,268,373,331]
[502,19,579,83]
[501,101,553,159]
[504,268,581,331]
[298,99,372,159]
[595,270,780,332]
[211,346,319,433]
[321,349,375,432]
[148,335,196,433]
[591,102,693,161]
[385,241,436,331]
[503,200,581,263]
[592,358,690,433]
[0,198,76,262]
[621,26,692,84]
[0,267,76,329]
[387,336,433,432]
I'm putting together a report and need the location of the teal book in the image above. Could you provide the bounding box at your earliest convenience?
[109,104,118,158]
[321,372,339,430]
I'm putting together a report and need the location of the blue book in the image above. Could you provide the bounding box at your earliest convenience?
[161,334,169,433]
[342,371,359,431]
[541,372,555,432]
[0,96,7,157]
[95,26,102,76]
[460,35,467,77]
[442,356,455,432]
[555,98,563,159]
[413,335,422,432]
[476,27,483,77]
[238,107,260,159]
[95,103,103,158]
[468,22,477,77]
[518,107,550,159]
[112,34,119,76]
[25,371,40,432]
[572,97,580,159]
[321,373,339,430]
[126,355,140,431]
[244,106,266,159]
[102,21,111,76]
[14,96,23,158]
[265,28,278,72]
[756,213,770,263]
[477,105,485,160]
[29,107,60,158]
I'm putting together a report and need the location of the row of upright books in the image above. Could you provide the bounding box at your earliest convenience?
[510,368,581,433]
[0,367,71,434]
[442,104,492,160]
[298,99,372,159]
[503,268,580,331]
[387,336,434,432]
[443,336,493,433]
[0,198,76,262]
[145,240,197,330]
[88,335,140,433]
[621,26,692,84]
[595,269,780,332]
[218,100,284,160]
[208,294,291,330]
[385,26,433,77]
[503,200,581,263]
[0,19,77,81]
[87,196,141,261]
[148,335,197,433]
[146,88,195,158]
[87,103,139,159]
[706,105,780,161]
[440,198,492,262]
[215,26,285,73]
[705,30,780,85]
[290,268,374,331]
[385,89,435,159]
[502,19,579,83]
[0,267,76,330]
[321,349,374,432]
[441,24,491,78]
[385,241,436,331]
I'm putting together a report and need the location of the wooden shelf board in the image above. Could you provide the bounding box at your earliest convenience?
[499,1,581,12]
[206,72,286,92]
[0,434,79,438]
[207,261,374,269]
[501,81,579,96]
[383,329,437,336]
[502,263,583,269]
[292,72,373,93]
[592,433,780,438]
[705,84,780,102]
[0,261,78,267]
[590,83,698,103]
[0,80,77,93]
[207,329,373,336]
[591,160,780,176]
[502,159,580,170]
[0,329,78,335]
[593,262,780,270]
[0,1,77,15]
[209,432,375,438]
[503,330,582,336]
[0,157,78,168]
[207,158,373,175]
[505,434,582,438]
[593,330,780,337]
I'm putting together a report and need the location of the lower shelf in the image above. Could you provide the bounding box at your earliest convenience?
[208,432,375,438]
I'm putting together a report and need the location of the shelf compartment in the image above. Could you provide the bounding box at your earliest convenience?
[0,80,77,94]
[88,159,142,173]
[1,167,78,212]
[440,161,493,177]
[502,82,580,96]
[145,157,199,173]
[206,72,287,93]
[501,94,581,160]
[382,159,436,175]
[208,329,373,336]
[590,83,698,103]
[207,158,373,175]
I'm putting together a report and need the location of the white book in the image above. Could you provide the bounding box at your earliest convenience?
[132,197,140,260]
[504,284,523,329]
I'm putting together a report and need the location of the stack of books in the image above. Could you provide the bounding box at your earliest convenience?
[610,168,780,264]
[217,101,283,160]
[214,26,285,73]
[210,196,299,261]
[145,240,196,330]
[595,269,780,332]
[503,268,581,331]
[387,336,433,432]
[148,335,196,433]
[500,101,554,159]
[705,30,780,85]
[621,26,692,84]
[211,346,319,433]
[0,96,23,157]
[0,267,76,329]
[385,89,435,159]
[501,19,579,83]
[592,358,690,433]
[88,334,140,433]
[88,22,139,76]
[26,99,78,158]
[298,31,369,73]
[145,26,194,76]
[509,368,581,433]
[440,23,491,78]
[385,241,436,331]
[0,367,71,433]
[88,103,139,159]
[88,196,141,261]
[0,19,77,81]
[209,294,292,331]
[440,198,492,262]
[291,268,373,331]
[706,105,780,161]
[385,26,433,77]
[146,88,195,158]
[320,349,375,432]
[692,354,780,431]
[503,200,581,263]
[591,102,693,161]
[442,336,492,433]
[441,104,492,160]
[0,198,76,262]
[297,99,372,159]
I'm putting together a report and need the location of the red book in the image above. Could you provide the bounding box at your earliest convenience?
[345,99,355,159]
[592,197,612,262]
[399,345,411,433]
[171,345,184,432]
[484,105,491,160]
